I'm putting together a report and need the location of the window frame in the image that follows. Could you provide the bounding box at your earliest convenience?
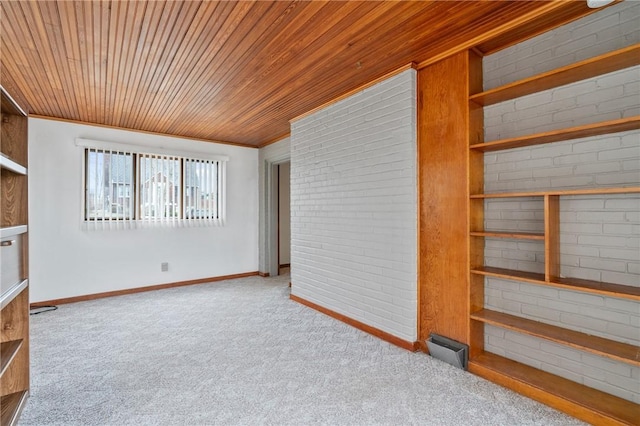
[77,138,228,228]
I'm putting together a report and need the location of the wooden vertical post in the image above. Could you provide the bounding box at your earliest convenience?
[545,195,561,281]
[418,50,482,350]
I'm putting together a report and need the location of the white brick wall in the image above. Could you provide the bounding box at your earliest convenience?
[258,137,291,272]
[485,66,640,141]
[482,3,640,403]
[290,69,417,342]
[484,1,640,90]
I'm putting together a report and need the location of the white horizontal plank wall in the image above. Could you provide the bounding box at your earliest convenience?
[482,2,640,403]
[29,118,259,302]
[290,69,418,342]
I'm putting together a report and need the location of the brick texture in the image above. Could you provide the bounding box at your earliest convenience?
[290,70,417,342]
[483,1,640,90]
[482,3,640,403]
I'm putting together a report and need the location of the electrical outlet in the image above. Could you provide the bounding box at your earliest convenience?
[161,262,169,272]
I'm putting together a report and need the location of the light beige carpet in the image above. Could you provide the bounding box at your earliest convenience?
[21,272,584,425]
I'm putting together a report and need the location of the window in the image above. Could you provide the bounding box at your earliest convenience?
[184,159,220,220]
[85,149,135,221]
[83,147,225,227]
[139,154,181,221]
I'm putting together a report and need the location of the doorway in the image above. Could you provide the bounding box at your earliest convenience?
[265,158,290,277]
[278,162,291,274]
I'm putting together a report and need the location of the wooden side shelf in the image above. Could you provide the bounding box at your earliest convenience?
[471,266,640,301]
[469,44,640,106]
[470,116,640,152]
[471,187,640,199]
[471,309,640,366]
[1,84,29,426]
[470,231,544,240]
[0,340,23,377]
[0,280,28,310]
[0,391,28,426]
[468,352,640,425]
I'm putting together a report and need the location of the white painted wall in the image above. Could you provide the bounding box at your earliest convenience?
[28,118,259,303]
[482,1,640,403]
[290,69,418,342]
[278,162,291,265]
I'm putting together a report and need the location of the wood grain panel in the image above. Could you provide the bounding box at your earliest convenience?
[0,1,593,146]
[468,49,485,356]
[0,170,28,228]
[418,51,471,346]
[0,110,28,166]
[0,288,28,344]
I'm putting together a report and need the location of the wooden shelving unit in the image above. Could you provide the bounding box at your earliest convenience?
[1,85,29,426]
[467,38,640,425]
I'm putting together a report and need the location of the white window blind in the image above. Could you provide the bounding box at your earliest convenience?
[85,149,135,230]
[81,141,227,230]
[138,154,181,225]
[184,158,221,224]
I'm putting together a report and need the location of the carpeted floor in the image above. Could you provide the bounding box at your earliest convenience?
[20,272,585,425]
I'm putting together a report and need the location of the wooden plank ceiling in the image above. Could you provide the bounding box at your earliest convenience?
[1,1,594,147]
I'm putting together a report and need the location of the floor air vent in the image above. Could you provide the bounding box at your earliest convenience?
[426,333,468,370]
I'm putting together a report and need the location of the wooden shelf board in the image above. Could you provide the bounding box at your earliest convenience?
[0,390,28,426]
[470,44,640,106]
[0,226,27,239]
[0,280,28,310]
[0,156,26,176]
[471,231,544,240]
[472,266,546,283]
[471,116,640,152]
[472,266,640,301]
[471,187,640,198]
[554,276,640,302]
[471,309,640,366]
[469,352,640,425]
[0,340,23,378]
